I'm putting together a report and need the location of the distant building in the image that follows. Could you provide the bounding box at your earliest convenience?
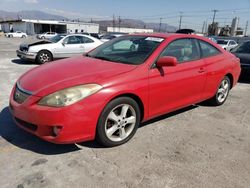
[207,17,244,37]
[107,27,153,34]
[0,19,99,34]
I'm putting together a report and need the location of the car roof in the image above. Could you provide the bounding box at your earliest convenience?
[129,33,214,41]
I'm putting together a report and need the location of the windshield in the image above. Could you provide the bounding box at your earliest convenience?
[87,35,164,65]
[49,35,65,43]
[217,40,228,45]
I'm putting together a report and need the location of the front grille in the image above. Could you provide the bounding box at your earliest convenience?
[15,118,38,131]
[13,85,31,104]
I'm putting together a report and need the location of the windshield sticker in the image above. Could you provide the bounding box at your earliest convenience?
[145,37,164,42]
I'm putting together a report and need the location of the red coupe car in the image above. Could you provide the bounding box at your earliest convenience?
[9,33,241,147]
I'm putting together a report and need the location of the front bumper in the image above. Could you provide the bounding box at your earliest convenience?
[16,50,36,61]
[9,85,104,144]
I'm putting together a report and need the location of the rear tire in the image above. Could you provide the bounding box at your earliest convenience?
[9,34,13,38]
[22,35,26,38]
[36,50,53,64]
[96,97,140,147]
[41,36,45,40]
[208,76,231,106]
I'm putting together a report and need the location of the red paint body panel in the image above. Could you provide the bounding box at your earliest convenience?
[9,33,241,144]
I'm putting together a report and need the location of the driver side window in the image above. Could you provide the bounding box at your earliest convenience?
[160,38,200,63]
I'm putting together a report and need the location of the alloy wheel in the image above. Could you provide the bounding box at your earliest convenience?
[39,52,51,63]
[216,78,230,103]
[104,104,136,142]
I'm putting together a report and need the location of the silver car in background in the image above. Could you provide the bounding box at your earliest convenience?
[37,32,58,39]
[217,39,238,51]
[16,34,103,64]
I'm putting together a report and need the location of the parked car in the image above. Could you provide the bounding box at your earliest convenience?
[16,34,103,64]
[207,37,217,43]
[37,32,57,39]
[100,34,124,42]
[90,33,101,39]
[231,41,250,70]
[217,39,238,51]
[10,33,241,147]
[5,31,27,38]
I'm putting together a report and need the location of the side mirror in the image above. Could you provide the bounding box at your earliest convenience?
[156,56,178,67]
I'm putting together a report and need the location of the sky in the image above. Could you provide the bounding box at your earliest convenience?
[1,0,250,32]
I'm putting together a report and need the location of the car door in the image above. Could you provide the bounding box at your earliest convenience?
[56,36,84,58]
[148,38,206,117]
[16,32,21,37]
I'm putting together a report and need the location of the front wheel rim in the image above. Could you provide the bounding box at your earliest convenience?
[39,53,50,63]
[104,104,136,142]
[217,79,229,103]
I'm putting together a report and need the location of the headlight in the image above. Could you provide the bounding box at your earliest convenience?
[38,84,102,107]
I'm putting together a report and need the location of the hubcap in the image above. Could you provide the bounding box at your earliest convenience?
[105,104,136,142]
[217,79,229,103]
[39,53,50,63]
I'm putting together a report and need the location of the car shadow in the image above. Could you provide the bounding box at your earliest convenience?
[0,107,80,155]
[239,70,250,84]
[79,105,199,148]
[1,105,199,151]
[11,59,37,65]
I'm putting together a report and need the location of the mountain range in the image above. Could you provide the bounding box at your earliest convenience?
[0,10,177,32]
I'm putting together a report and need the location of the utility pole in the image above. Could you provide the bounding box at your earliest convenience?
[211,10,218,35]
[212,10,218,25]
[245,21,249,36]
[179,12,183,30]
[202,21,206,34]
[159,17,162,32]
[112,14,116,32]
[118,16,121,32]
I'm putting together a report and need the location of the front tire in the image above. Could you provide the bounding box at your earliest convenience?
[208,76,231,106]
[36,50,53,64]
[96,97,141,147]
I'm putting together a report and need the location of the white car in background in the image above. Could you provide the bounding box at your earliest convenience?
[37,32,58,39]
[5,31,27,38]
[16,34,103,64]
[100,34,124,42]
[217,39,238,51]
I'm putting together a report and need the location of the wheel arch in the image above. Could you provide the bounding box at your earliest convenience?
[36,49,53,60]
[108,93,145,122]
[225,73,234,89]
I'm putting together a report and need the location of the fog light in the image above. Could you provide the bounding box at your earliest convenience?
[52,126,62,137]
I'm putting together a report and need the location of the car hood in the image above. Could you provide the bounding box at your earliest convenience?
[20,40,53,49]
[18,56,137,96]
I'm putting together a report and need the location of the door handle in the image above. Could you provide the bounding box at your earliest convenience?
[198,67,205,73]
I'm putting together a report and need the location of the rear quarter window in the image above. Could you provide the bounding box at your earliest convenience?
[199,40,221,58]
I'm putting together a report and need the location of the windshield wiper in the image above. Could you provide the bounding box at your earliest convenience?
[91,56,112,61]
